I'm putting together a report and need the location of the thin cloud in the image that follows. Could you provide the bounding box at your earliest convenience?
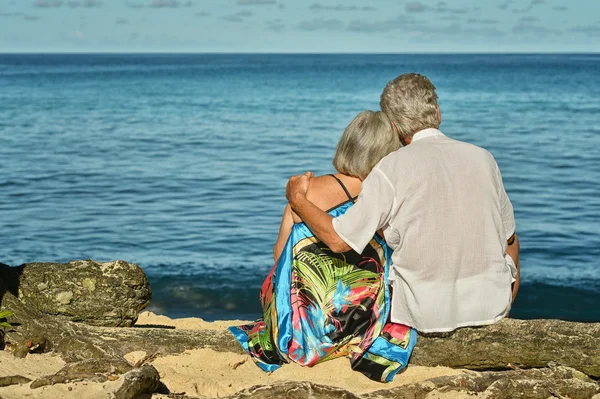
[237,0,276,5]
[570,24,600,36]
[222,15,243,22]
[125,1,145,8]
[405,2,428,13]
[33,0,101,7]
[23,14,41,20]
[442,14,463,22]
[347,14,417,33]
[422,22,507,38]
[309,4,377,12]
[466,26,505,37]
[149,0,193,8]
[33,0,63,7]
[82,0,102,6]
[437,23,505,37]
[512,23,556,35]
[346,14,505,38]
[519,16,539,22]
[196,11,211,17]
[222,10,253,22]
[467,18,498,24]
[67,0,102,7]
[553,6,567,11]
[297,17,344,31]
[116,18,129,24]
[266,18,285,31]
[124,0,193,8]
[513,0,546,13]
[434,3,473,15]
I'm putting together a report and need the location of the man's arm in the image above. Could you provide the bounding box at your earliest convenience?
[507,233,520,302]
[286,172,351,253]
[489,154,519,301]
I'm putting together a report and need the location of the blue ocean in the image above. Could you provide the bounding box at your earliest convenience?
[1,54,598,322]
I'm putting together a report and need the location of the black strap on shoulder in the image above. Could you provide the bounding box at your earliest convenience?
[329,174,353,201]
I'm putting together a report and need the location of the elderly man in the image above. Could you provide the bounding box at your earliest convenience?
[286,73,520,333]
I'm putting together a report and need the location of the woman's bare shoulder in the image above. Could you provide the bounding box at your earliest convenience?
[307,174,337,192]
[306,174,360,210]
[306,175,338,200]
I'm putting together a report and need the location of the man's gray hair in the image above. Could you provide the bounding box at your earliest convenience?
[333,110,400,180]
[380,73,439,141]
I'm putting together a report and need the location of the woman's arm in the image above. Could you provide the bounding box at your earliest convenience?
[507,233,520,302]
[273,203,295,263]
[274,177,317,262]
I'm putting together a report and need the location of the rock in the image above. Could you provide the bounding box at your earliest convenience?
[2,260,151,327]
[114,364,161,399]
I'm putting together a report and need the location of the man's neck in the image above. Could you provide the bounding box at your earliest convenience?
[403,127,443,146]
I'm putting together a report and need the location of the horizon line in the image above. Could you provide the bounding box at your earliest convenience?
[1,51,600,55]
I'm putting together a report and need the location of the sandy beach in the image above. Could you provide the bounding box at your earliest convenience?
[0,311,466,399]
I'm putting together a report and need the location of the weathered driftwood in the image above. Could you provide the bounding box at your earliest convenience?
[30,358,133,389]
[363,366,600,399]
[173,367,600,399]
[1,260,151,327]
[0,376,32,388]
[411,318,600,378]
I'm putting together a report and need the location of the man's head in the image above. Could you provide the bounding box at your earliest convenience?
[380,73,440,143]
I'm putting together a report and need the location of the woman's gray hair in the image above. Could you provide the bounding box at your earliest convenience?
[380,73,439,141]
[333,110,400,180]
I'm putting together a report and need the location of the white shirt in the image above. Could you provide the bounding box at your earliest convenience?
[332,128,516,333]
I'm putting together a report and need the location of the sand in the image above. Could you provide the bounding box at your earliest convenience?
[0,311,466,398]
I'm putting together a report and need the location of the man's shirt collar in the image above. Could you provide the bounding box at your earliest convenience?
[411,128,445,142]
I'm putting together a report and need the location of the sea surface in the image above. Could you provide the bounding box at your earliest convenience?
[1,53,599,322]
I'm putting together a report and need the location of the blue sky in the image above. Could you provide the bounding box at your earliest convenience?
[0,0,598,52]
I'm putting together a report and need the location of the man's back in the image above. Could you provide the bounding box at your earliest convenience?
[332,129,516,332]
[378,131,516,332]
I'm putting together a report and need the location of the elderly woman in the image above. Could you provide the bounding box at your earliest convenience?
[230,111,417,382]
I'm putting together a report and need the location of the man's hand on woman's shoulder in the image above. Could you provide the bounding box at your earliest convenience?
[286,171,314,206]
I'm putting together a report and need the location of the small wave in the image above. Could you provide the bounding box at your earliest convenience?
[510,281,599,322]
[147,275,600,323]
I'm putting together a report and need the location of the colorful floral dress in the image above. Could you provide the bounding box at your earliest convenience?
[229,176,417,382]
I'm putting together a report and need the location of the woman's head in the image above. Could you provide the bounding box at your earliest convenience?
[333,110,400,180]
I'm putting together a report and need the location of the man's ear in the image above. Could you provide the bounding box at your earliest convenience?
[436,104,442,125]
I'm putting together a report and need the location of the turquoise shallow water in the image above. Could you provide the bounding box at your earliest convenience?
[1,53,599,321]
